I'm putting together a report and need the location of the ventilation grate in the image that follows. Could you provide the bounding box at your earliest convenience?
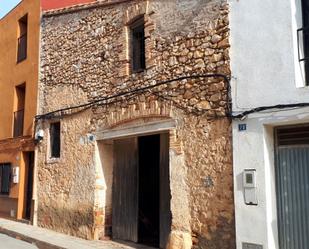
[242,242,263,249]
[277,125,309,146]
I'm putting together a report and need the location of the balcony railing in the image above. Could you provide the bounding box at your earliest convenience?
[297,27,309,84]
[17,34,27,63]
[13,109,24,137]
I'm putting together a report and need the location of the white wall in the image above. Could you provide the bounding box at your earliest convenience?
[229,0,309,248]
[229,0,308,112]
[233,109,309,249]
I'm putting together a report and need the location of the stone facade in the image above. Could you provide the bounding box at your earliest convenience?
[37,0,235,248]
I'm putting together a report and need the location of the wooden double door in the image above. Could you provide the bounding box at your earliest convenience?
[112,133,171,248]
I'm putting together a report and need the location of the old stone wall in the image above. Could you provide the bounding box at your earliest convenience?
[37,0,235,248]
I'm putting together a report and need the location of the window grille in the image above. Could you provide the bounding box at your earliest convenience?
[17,34,27,62]
[13,109,24,137]
[297,0,309,84]
[17,15,28,63]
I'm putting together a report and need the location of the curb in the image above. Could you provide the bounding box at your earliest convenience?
[0,227,65,249]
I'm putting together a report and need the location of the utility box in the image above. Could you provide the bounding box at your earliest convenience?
[243,169,258,205]
[12,167,19,184]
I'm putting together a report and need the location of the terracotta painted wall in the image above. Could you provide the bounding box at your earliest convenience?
[41,0,96,11]
[0,0,40,140]
[0,0,40,219]
[0,149,26,217]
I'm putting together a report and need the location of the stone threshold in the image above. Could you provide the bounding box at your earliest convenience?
[0,218,157,249]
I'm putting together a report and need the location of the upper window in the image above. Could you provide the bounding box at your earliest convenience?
[298,1,309,84]
[13,83,25,137]
[17,14,28,63]
[130,16,146,72]
[302,0,309,84]
[0,163,11,195]
[50,122,61,158]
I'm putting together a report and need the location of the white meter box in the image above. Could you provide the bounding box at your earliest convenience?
[243,169,258,205]
[12,167,19,184]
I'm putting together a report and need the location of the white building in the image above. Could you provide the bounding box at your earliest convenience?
[229,0,309,248]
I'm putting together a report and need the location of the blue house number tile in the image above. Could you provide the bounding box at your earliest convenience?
[238,123,247,131]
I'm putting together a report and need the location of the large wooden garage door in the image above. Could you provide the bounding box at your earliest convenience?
[112,138,139,242]
[112,133,171,247]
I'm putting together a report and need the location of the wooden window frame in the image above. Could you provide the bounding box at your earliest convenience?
[130,16,146,73]
[13,83,26,138]
[17,14,28,63]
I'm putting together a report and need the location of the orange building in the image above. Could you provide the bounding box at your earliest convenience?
[0,0,99,224]
[0,0,40,222]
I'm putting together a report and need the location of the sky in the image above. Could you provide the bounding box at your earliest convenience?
[0,0,22,19]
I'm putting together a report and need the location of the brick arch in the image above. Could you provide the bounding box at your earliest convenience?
[104,100,172,129]
[125,13,145,26]
[101,101,183,155]
[108,115,171,130]
[124,1,149,25]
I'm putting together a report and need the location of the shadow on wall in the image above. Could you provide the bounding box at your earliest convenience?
[38,204,94,239]
[96,141,114,236]
[193,216,236,249]
[235,172,243,192]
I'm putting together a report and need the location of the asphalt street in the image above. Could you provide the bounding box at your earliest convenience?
[0,233,38,249]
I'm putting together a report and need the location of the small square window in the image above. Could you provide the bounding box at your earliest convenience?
[50,122,61,158]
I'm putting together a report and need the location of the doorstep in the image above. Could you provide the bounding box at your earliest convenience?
[0,218,157,249]
[0,212,30,225]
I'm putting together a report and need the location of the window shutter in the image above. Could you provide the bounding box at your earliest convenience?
[131,17,145,72]
[50,122,61,158]
[132,30,141,71]
[0,165,2,194]
[0,164,10,195]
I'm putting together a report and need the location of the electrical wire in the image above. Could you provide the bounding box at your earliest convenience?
[232,103,309,119]
[35,72,309,121]
[35,73,231,120]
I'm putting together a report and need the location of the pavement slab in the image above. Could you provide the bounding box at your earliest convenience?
[0,233,38,249]
[0,219,156,249]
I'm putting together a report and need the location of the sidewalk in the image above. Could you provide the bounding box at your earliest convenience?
[0,219,156,249]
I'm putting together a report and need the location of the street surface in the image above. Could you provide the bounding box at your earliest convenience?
[0,233,38,249]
